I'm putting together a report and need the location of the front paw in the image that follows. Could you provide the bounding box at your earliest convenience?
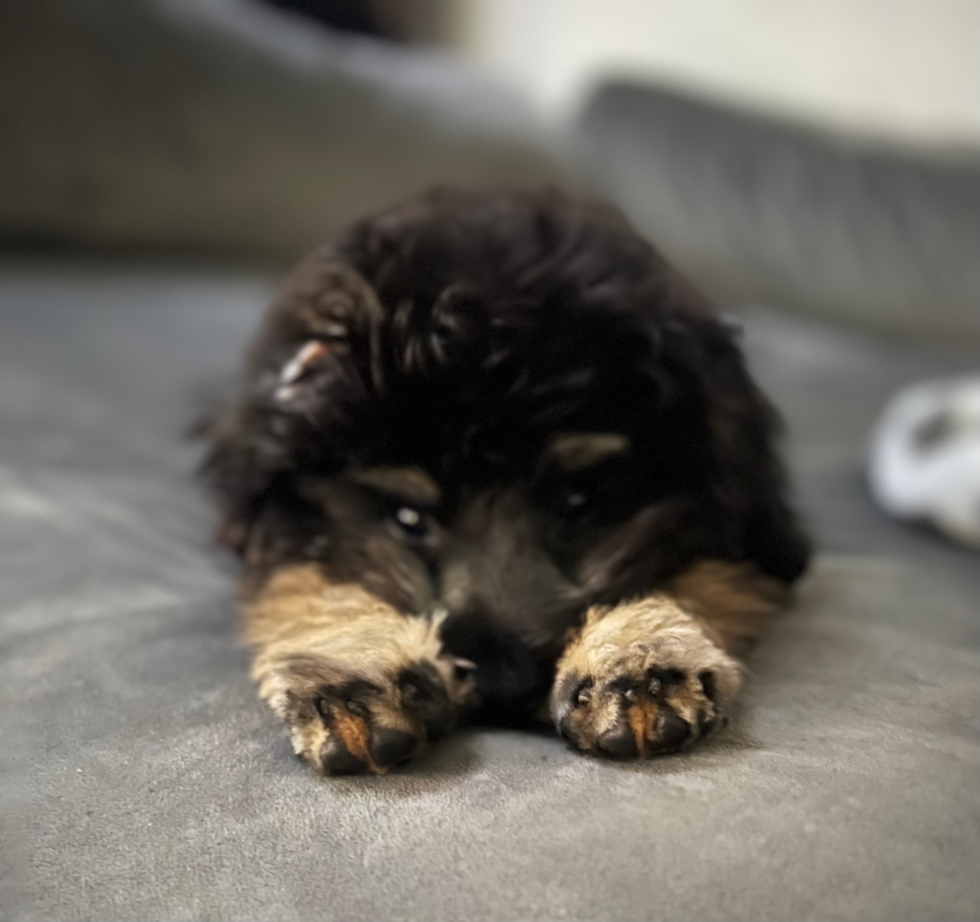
[551,599,741,759]
[255,637,474,775]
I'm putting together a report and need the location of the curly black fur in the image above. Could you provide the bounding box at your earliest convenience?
[200,188,809,714]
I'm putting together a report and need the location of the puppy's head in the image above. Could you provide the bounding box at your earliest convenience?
[201,189,808,704]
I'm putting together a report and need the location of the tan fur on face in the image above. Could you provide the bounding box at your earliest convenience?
[348,467,441,506]
[545,433,630,471]
[245,564,473,773]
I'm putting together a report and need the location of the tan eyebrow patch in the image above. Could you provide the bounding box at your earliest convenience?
[349,467,441,506]
[546,433,631,471]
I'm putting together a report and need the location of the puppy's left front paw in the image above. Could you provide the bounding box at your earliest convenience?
[551,598,742,759]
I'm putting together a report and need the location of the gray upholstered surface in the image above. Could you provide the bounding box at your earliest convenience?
[1,265,978,922]
[579,82,980,341]
[0,0,568,261]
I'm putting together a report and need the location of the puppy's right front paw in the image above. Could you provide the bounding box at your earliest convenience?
[251,603,475,776]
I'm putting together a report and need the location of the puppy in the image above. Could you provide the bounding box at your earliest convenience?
[200,188,810,775]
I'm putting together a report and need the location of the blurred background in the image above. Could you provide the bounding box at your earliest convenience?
[2,0,979,339]
[2,5,979,920]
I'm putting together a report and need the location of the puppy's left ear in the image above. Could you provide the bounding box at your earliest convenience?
[700,319,811,584]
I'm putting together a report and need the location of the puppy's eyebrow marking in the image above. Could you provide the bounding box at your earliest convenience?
[545,433,631,471]
[350,467,441,506]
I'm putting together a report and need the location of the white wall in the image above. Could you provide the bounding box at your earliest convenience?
[449,0,980,148]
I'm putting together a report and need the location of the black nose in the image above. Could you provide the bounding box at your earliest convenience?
[597,725,639,759]
[369,729,416,768]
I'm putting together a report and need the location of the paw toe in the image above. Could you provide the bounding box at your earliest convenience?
[650,707,691,753]
[398,665,453,739]
[597,724,639,759]
[369,728,417,769]
[321,739,368,776]
[698,670,717,701]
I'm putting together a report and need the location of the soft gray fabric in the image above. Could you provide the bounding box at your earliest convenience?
[0,0,569,261]
[578,82,980,341]
[1,267,977,922]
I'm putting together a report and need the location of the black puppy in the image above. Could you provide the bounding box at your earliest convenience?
[200,188,809,775]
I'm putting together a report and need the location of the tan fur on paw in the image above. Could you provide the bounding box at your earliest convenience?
[551,596,741,758]
[248,565,475,775]
[259,652,471,775]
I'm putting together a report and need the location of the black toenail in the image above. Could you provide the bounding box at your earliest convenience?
[369,728,416,768]
[321,739,366,775]
[398,665,452,737]
[653,708,690,752]
[597,725,639,759]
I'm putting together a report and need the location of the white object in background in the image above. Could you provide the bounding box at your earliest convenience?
[868,375,980,550]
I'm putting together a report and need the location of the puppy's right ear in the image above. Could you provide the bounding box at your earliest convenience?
[195,255,385,560]
[194,397,278,559]
[248,255,386,396]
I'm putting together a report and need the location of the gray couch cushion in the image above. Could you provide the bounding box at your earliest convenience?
[578,82,980,341]
[1,267,977,921]
[0,0,569,262]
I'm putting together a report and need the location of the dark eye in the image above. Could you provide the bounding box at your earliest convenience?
[394,506,428,538]
[565,491,588,512]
